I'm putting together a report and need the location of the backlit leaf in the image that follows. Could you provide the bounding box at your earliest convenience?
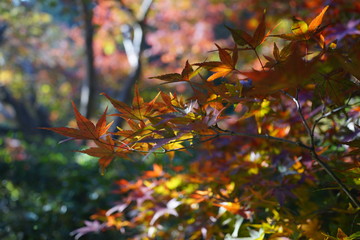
[41,102,112,140]
[150,61,194,83]
[252,11,267,47]
[226,26,253,47]
[308,5,329,32]
[336,228,348,239]
[273,5,329,41]
[291,20,308,35]
[194,45,238,81]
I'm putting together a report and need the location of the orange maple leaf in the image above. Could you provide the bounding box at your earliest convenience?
[195,44,238,81]
[80,136,127,172]
[226,11,271,49]
[273,6,329,41]
[41,102,112,141]
[102,85,160,122]
[149,60,194,82]
[143,164,164,179]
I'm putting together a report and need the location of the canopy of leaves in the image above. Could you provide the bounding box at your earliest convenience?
[2,0,360,240]
[46,2,360,240]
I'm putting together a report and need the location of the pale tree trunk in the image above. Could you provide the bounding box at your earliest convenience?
[110,0,153,132]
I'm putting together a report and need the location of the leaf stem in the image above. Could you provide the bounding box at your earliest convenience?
[253,48,265,70]
[311,104,348,141]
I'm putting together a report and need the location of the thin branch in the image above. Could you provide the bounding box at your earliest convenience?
[311,151,360,208]
[125,135,219,154]
[283,89,313,144]
[311,104,350,139]
[283,89,360,208]
[95,124,312,155]
[212,127,312,150]
[253,48,264,70]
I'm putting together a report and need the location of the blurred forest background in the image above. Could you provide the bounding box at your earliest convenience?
[0,0,359,239]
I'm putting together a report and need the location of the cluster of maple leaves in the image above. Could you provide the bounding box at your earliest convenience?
[45,4,360,240]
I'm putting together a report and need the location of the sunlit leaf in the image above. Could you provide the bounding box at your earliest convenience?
[226,26,253,47]
[273,5,329,41]
[194,44,238,81]
[41,102,112,140]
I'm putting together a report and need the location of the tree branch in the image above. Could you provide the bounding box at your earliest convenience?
[283,89,360,208]
[110,0,153,132]
[138,0,153,21]
[0,85,51,136]
[311,151,360,208]
[212,125,312,150]
[311,104,351,138]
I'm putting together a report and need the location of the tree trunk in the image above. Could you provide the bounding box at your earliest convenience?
[79,0,96,119]
[110,0,153,132]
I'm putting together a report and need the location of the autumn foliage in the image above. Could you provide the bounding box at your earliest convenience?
[45,4,360,240]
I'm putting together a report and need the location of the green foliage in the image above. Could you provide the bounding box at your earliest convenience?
[0,136,124,239]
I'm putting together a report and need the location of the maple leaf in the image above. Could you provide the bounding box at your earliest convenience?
[343,138,360,156]
[131,186,154,207]
[273,6,329,41]
[333,46,360,83]
[327,19,360,42]
[300,218,324,240]
[80,136,126,173]
[143,163,164,179]
[150,199,181,225]
[113,179,143,194]
[70,220,107,240]
[314,70,356,106]
[195,44,238,81]
[106,203,129,216]
[264,42,296,68]
[226,11,269,49]
[41,102,112,141]
[336,228,349,239]
[213,201,252,219]
[322,229,360,240]
[101,94,141,121]
[136,131,188,160]
[102,85,160,122]
[80,147,114,171]
[149,60,194,83]
[242,50,314,96]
